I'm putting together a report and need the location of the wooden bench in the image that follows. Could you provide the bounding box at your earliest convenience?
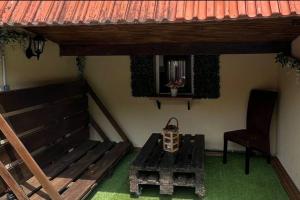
[129,133,205,198]
[0,80,131,199]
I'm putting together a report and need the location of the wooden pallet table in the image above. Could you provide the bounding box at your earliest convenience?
[129,133,205,198]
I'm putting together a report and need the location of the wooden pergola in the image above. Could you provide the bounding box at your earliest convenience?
[31,17,299,55]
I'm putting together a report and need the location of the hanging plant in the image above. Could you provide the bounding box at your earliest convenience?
[276,52,300,72]
[0,28,28,50]
[276,52,300,84]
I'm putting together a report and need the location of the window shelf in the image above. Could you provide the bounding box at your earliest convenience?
[149,96,193,110]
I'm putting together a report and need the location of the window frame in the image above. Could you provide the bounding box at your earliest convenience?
[155,55,195,96]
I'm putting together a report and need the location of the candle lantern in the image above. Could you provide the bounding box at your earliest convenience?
[162,117,180,153]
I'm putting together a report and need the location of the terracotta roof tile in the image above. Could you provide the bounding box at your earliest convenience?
[260,1,272,17]
[270,1,280,15]
[229,1,238,18]
[22,1,41,25]
[156,1,168,21]
[295,1,300,14]
[215,1,225,19]
[198,1,207,20]
[246,1,257,17]
[0,0,299,26]
[206,1,215,19]
[185,1,195,20]
[278,0,291,15]
[72,1,88,24]
[289,0,296,13]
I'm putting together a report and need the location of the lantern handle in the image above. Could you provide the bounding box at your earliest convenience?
[165,117,179,129]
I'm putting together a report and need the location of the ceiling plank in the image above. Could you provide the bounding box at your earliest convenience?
[25,17,300,46]
[60,42,291,56]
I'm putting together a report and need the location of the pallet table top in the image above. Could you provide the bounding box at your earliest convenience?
[130,133,205,197]
[132,133,205,172]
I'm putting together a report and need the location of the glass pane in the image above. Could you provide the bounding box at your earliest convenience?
[159,55,192,95]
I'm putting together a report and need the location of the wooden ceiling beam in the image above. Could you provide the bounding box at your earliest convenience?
[60,42,291,56]
[26,17,300,46]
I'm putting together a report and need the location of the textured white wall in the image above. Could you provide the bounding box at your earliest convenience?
[85,54,279,153]
[1,41,78,90]
[276,38,300,190]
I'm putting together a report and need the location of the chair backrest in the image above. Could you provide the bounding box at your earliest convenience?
[246,89,277,136]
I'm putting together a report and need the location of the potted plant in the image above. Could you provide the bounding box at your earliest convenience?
[166,79,185,97]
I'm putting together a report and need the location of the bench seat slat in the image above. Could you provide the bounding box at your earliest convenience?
[21,140,98,196]
[62,142,131,200]
[30,142,113,200]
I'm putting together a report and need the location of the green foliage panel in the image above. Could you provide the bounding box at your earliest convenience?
[130,55,155,97]
[194,55,220,98]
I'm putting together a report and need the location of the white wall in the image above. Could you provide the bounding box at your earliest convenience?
[1,43,280,153]
[1,41,78,90]
[275,38,300,190]
[277,68,300,190]
[85,54,279,152]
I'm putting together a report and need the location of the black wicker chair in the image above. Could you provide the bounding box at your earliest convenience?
[223,89,277,174]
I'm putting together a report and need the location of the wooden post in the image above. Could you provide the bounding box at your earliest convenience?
[0,114,62,200]
[89,116,110,142]
[87,84,131,144]
[0,161,29,200]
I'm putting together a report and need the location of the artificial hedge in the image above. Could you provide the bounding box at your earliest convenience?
[194,55,220,98]
[130,55,220,98]
[130,56,155,97]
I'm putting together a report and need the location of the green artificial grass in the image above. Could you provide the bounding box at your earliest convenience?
[87,152,288,200]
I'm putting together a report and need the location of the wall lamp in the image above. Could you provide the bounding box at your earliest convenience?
[26,35,46,60]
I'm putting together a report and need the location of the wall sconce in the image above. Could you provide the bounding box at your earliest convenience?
[26,35,46,60]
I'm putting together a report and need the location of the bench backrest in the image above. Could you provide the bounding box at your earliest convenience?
[0,80,89,194]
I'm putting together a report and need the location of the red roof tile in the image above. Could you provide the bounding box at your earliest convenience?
[0,0,299,26]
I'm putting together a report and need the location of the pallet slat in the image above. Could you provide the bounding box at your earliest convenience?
[2,94,87,137]
[175,135,193,170]
[145,139,163,170]
[0,81,86,113]
[1,112,89,165]
[0,114,63,200]
[5,127,90,186]
[130,134,205,198]
[62,142,131,200]
[30,142,113,200]
[21,140,98,197]
[133,134,161,168]
[192,135,205,168]
[0,80,132,199]
[34,127,90,168]
[0,95,89,172]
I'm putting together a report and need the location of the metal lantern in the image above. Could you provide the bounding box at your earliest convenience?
[162,117,180,153]
[26,35,46,60]
[33,35,46,59]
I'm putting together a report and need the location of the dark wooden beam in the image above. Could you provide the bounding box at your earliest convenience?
[27,17,300,46]
[60,42,291,56]
[87,84,131,144]
[89,116,110,143]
